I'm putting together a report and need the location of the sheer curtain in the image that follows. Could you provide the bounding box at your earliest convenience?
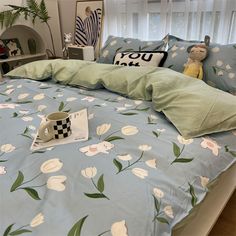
[103,0,236,44]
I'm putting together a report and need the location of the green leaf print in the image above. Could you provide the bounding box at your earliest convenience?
[152,131,160,138]
[15,101,32,104]
[97,174,104,192]
[9,229,32,235]
[67,215,88,236]
[84,193,108,199]
[120,112,138,116]
[23,188,41,200]
[113,159,123,172]
[212,66,217,74]
[58,101,65,111]
[3,224,14,236]
[155,217,169,225]
[172,158,194,164]
[173,142,181,158]
[104,136,124,142]
[189,183,198,207]
[153,195,160,213]
[10,171,24,192]
[225,145,236,157]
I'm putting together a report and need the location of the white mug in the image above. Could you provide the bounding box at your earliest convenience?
[38,112,72,142]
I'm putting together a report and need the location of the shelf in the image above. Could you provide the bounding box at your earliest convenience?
[0,53,47,64]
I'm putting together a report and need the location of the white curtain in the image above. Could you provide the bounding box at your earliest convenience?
[103,0,236,44]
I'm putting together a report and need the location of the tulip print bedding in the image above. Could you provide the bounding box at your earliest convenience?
[0,77,236,236]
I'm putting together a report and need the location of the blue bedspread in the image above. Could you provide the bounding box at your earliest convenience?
[0,77,235,236]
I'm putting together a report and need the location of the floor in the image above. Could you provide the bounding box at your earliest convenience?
[209,190,236,236]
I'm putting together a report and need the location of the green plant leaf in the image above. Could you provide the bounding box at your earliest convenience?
[189,183,198,207]
[120,112,138,116]
[9,229,32,235]
[12,112,18,118]
[3,224,14,236]
[58,101,65,111]
[113,159,123,172]
[153,195,160,213]
[172,142,181,158]
[84,193,107,198]
[172,158,194,164]
[15,101,32,104]
[155,217,169,225]
[10,171,24,192]
[97,174,104,192]
[23,187,41,200]
[104,136,124,142]
[224,145,236,157]
[212,66,217,74]
[67,215,88,236]
[152,131,159,138]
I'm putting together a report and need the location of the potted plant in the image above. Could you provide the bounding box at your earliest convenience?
[0,0,56,58]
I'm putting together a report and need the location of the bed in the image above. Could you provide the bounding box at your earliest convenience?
[0,59,236,236]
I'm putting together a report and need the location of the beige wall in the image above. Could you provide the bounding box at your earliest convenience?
[58,0,78,43]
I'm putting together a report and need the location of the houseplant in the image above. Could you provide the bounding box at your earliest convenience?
[0,0,56,58]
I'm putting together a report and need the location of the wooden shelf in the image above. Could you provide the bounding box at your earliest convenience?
[0,53,46,64]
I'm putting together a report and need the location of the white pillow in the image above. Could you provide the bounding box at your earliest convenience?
[113,51,168,67]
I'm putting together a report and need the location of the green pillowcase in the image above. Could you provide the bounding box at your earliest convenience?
[5,59,59,80]
[151,70,236,138]
[97,35,165,64]
[163,36,236,94]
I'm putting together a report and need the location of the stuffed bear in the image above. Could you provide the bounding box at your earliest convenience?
[183,44,208,80]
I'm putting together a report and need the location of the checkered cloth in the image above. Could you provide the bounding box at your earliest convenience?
[53,117,72,139]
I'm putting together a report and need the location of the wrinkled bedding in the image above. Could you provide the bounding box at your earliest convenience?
[0,75,235,236]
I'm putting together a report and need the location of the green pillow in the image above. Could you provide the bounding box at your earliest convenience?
[5,59,59,80]
[152,70,236,138]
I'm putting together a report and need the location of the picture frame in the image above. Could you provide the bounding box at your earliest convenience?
[2,38,23,57]
[75,0,104,58]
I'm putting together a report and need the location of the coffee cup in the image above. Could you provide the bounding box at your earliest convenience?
[38,112,72,142]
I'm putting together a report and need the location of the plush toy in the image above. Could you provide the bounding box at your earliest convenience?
[183,44,208,80]
[63,33,73,59]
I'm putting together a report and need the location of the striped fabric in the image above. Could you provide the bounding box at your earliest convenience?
[75,8,102,47]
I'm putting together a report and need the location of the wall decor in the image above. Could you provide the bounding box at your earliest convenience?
[75,0,104,57]
[2,38,23,57]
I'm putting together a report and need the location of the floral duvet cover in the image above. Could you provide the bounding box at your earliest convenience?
[0,77,235,236]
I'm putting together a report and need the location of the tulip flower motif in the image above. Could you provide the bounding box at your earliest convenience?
[81,167,109,200]
[163,205,174,219]
[138,145,152,151]
[30,213,44,227]
[40,158,63,173]
[96,123,111,136]
[0,166,7,175]
[114,145,151,174]
[200,176,209,188]
[121,125,139,136]
[131,168,148,179]
[47,175,67,191]
[81,167,97,179]
[111,220,128,236]
[153,188,164,199]
[33,93,45,100]
[1,144,16,153]
[18,93,29,100]
[177,135,193,145]
[117,154,132,161]
[145,159,157,169]
[37,105,47,111]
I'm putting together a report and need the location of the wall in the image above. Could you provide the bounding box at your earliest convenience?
[0,0,63,57]
[58,0,79,43]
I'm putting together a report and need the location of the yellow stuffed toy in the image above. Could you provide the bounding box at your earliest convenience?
[183,44,208,80]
